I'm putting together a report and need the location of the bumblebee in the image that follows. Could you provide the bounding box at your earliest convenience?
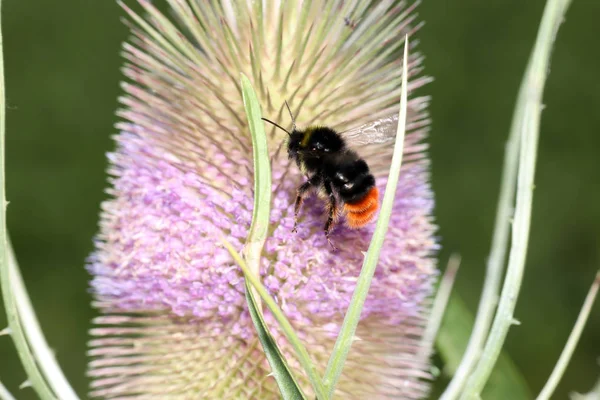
[263,103,398,249]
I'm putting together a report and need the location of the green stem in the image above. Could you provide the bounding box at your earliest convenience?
[440,13,525,400]
[460,0,572,397]
[7,242,78,399]
[419,254,461,360]
[536,271,600,400]
[0,2,56,398]
[0,381,16,400]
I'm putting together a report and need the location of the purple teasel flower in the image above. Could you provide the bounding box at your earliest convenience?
[87,0,439,398]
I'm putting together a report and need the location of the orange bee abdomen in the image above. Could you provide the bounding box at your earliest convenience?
[344,187,379,228]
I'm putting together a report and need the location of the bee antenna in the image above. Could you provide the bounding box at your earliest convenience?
[284,100,296,132]
[261,117,292,136]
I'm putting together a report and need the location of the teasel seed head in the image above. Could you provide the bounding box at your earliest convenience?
[87,0,439,398]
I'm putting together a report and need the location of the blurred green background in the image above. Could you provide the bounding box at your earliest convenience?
[1,0,598,399]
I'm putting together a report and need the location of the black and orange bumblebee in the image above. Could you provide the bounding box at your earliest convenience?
[263,103,398,249]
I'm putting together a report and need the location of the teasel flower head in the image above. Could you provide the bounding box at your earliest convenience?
[87,0,439,398]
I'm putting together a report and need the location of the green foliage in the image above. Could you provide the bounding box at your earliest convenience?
[245,281,306,400]
[437,295,532,399]
[1,0,600,399]
[239,74,308,399]
[322,35,410,397]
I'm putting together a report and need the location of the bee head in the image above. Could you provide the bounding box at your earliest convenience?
[296,127,345,157]
[262,102,344,160]
[287,130,304,161]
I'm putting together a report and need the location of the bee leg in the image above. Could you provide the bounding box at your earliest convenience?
[292,176,320,233]
[323,181,338,251]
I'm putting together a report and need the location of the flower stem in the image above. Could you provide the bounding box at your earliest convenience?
[419,254,461,360]
[536,271,600,400]
[7,243,78,399]
[0,381,16,400]
[322,35,409,397]
[0,2,78,396]
[440,11,526,399]
[460,0,573,397]
[0,1,56,397]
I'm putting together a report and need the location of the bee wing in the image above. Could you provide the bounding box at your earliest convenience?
[340,113,429,177]
[339,113,399,146]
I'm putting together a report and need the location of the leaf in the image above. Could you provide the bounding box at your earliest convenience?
[237,74,327,399]
[221,238,327,399]
[322,35,410,397]
[436,294,532,400]
[240,73,271,261]
[245,281,306,400]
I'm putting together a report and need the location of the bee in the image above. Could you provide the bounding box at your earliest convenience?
[262,102,399,250]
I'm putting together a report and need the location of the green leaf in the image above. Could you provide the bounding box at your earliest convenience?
[240,73,271,277]
[245,281,306,400]
[237,74,327,399]
[322,35,410,397]
[437,294,532,400]
[221,239,327,399]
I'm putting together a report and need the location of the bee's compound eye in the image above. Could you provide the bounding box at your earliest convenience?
[343,182,354,189]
